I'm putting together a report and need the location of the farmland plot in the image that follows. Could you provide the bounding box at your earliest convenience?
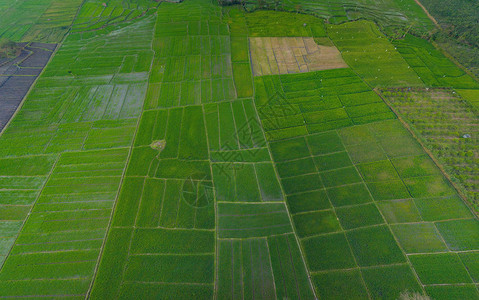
[328,20,424,87]
[0,0,478,299]
[255,65,479,298]
[90,106,216,299]
[92,2,315,298]
[144,0,237,109]
[457,89,479,111]
[269,118,479,299]
[254,68,396,141]
[249,37,347,76]
[0,43,56,131]
[379,88,479,205]
[0,15,155,298]
[393,35,479,89]
[0,0,84,42]
[72,0,159,33]
[242,0,434,34]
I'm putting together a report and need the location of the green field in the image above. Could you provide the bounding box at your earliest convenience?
[0,0,478,299]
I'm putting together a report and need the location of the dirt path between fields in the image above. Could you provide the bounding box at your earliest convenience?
[413,0,439,27]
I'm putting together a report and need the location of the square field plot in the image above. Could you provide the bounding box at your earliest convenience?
[302,233,356,271]
[312,269,369,300]
[249,37,347,76]
[346,225,405,267]
[409,253,473,284]
[391,223,447,253]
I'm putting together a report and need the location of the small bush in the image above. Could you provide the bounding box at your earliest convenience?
[398,290,431,300]
[0,38,20,58]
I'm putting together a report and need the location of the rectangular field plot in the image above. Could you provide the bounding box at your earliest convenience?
[391,223,448,253]
[0,0,84,42]
[393,35,479,89]
[254,68,396,141]
[217,234,315,299]
[0,148,128,297]
[204,99,266,151]
[212,162,283,202]
[312,269,369,300]
[264,113,475,298]
[361,265,422,299]
[217,238,276,299]
[245,10,326,37]
[380,87,479,204]
[0,43,56,131]
[218,202,292,238]
[91,228,215,299]
[409,253,473,284]
[249,37,347,76]
[71,0,158,34]
[241,0,434,33]
[144,0,238,109]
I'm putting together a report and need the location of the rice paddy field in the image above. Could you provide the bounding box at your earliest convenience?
[0,0,478,299]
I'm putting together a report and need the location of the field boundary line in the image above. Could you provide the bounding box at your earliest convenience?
[376,90,479,220]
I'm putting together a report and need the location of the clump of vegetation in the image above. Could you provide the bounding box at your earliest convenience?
[0,39,21,59]
[218,0,241,5]
[150,139,166,152]
[398,290,431,300]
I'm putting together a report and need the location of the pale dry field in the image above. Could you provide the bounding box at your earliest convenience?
[249,37,347,76]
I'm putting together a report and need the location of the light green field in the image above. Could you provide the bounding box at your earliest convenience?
[0,0,478,299]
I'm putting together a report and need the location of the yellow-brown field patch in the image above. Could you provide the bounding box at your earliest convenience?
[249,37,347,76]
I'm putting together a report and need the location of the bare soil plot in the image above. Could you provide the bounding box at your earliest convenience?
[249,37,347,76]
[0,43,55,131]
